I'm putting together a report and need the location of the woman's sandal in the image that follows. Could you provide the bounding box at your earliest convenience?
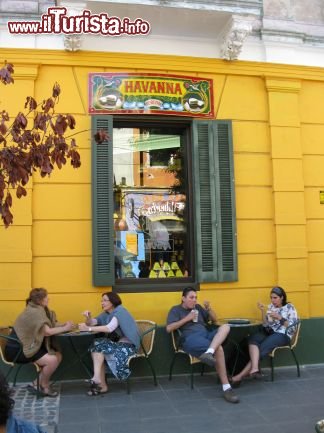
[229,377,241,388]
[86,388,108,396]
[86,380,106,396]
[27,384,58,398]
[248,371,263,380]
[84,379,95,384]
[27,384,39,395]
[41,387,59,398]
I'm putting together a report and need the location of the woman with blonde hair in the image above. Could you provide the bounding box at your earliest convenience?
[5,288,73,397]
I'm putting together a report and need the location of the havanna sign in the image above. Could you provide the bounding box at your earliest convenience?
[88,73,214,117]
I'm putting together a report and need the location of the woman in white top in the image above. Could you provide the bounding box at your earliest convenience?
[230,286,298,387]
[79,292,140,396]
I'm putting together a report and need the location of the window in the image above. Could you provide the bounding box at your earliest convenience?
[92,116,237,292]
[112,122,192,281]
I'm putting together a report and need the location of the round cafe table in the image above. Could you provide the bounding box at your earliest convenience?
[218,318,262,328]
[54,330,96,380]
[217,318,263,376]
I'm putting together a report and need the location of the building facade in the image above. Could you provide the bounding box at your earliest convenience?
[1,0,324,365]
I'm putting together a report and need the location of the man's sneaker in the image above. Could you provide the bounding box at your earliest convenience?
[223,388,240,404]
[199,352,215,367]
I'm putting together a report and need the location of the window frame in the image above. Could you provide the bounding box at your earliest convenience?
[92,116,237,292]
[112,116,196,292]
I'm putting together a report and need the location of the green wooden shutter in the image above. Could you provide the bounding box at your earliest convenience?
[192,121,218,281]
[214,121,237,281]
[192,120,237,282]
[92,116,114,286]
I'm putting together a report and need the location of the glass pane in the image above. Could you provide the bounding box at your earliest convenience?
[113,125,190,280]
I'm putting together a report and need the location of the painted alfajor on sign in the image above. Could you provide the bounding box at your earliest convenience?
[88,73,214,117]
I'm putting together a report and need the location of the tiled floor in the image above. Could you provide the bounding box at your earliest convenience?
[12,365,324,433]
[57,365,324,433]
[12,384,60,433]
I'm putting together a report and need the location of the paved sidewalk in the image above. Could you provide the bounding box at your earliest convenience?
[12,384,60,433]
[12,365,324,433]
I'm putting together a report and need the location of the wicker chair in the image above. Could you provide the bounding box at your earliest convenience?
[126,320,157,393]
[169,329,205,389]
[0,326,41,398]
[269,319,301,381]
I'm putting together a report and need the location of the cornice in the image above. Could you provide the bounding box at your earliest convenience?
[262,29,324,46]
[261,17,324,46]
[0,0,55,16]
[1,47,324,82]
[85,0,262,16]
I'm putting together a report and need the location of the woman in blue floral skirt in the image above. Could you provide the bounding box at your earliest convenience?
[79,292,140,395]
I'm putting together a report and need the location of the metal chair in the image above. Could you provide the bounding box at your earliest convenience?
[169,329,205,389]
[269,319,301,381]
[126,320,157,393]
[0,326,41,398]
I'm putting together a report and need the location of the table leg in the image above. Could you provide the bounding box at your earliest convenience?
[225,336,250,377]
[53,335,94,383]
[68,336,93,378]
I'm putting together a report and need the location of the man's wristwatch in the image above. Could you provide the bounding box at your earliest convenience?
[88,327,92,332]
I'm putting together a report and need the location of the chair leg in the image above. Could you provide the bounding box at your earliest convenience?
[200,364,205,376]
[291,349,300,377]
[230,342,241,377]
[4,366,15,383]
[126,378,131,394]
[169,354,177,381]
[270,356,274,381]
[190,364,194,390]
[35,371,41,400]
[145,357,157,386]
[13,365,23,386]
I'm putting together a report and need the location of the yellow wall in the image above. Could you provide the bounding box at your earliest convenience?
[1,49,324,325]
